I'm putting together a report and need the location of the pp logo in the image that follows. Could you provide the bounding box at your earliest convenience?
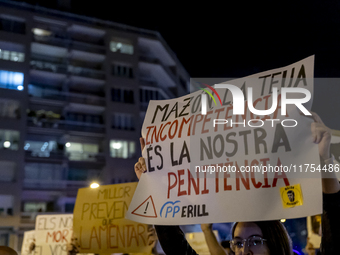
[160,201,181,218]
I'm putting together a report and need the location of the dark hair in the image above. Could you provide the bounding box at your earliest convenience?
[232,221,292,255]
[220,240,231,249]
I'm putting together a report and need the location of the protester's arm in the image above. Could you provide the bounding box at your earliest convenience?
[311,112,340,194]
[311,112,340,255]
[135,137,198,255]
[201,224,227,255]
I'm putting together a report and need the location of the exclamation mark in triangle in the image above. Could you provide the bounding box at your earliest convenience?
[132,195,157,218]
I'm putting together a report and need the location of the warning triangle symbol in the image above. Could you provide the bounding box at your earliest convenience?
[131,195,157,218]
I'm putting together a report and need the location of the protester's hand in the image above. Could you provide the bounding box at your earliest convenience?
[147,225,157,246]
[134,137,147,180]
[304,237,316,255]
[311,112,331,160]
[201,223,213,232]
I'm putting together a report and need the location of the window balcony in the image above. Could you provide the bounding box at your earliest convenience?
[27,117,105,134]
[140,54,176,76]
[32,34,106,55]
[30,60,67,74]
[23,179,89,190]
[25,149,105,163]
[30,60,106,80]
[25,150,66,161]
[139,77,176,98]
[28,86,105,106]
[68,65,105,80]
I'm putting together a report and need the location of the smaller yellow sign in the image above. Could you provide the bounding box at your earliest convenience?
[280,184,303,208]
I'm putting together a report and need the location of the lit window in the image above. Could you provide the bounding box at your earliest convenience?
[110,140,135,158]
[32,28,51,36]
[110,40,134,55]
[24,140,57,157]
[0,70,24,90]
[0,195,14,216]
[0,129,19,150]
[65,142,99,161]
[0,49,25,62]
[23,202,46,212]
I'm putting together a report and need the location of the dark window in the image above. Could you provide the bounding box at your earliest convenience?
[65,203,75,213]
[180,77,187,91]
[111,64,133,78]
[111,88,134,104]
[0,18,25,34]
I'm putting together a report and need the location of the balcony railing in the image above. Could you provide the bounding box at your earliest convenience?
[25,150,105,163]
[30,60,105,80]
[139,54,177,80]
[27,117,105,134]
[23,179,89,189]
[139,77,176,99]
[68,65,105,80]
[30,60,67,74]
[33,34,106,54]
[29,88,105,106]
[25,150,66,160]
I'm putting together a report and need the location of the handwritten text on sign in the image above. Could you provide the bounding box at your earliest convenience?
[35,214,73,255]
[127,56,323,225]
[73,182,152,254]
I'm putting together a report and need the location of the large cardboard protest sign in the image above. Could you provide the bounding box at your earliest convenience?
[35,214,73,255]
[127,56,324,225]
[73,182,153,254]
[21,230,42,255]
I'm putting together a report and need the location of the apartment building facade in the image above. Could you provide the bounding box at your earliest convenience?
[0,0,189,250]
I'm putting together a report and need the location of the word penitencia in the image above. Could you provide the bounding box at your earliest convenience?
[167,157,290,199]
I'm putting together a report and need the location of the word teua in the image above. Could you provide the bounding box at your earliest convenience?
[202,85,311,116]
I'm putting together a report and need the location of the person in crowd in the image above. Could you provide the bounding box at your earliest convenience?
[220,240,234,255]
[134,112,340,255]
[0,246,18,255]
[67,236,80,255]
[201,223,234,255]
[28,238,35,254]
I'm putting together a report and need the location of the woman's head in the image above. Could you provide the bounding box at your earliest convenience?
[231,221,292,255]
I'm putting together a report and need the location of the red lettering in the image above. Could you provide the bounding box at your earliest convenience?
[272,158,290,187]
[178,169,187,196]
[168,120,178,139]
[188,169,199,195]
[167,172,177,199]
[160,122,171,141]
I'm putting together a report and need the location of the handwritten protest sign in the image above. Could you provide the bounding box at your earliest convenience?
[35,214,73,255]
[21,230,42,255]
[127,56,324,225]
[73,182,153,254]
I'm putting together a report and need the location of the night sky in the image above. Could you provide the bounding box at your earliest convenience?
[7,0,340,128]
[10,0,340,78]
